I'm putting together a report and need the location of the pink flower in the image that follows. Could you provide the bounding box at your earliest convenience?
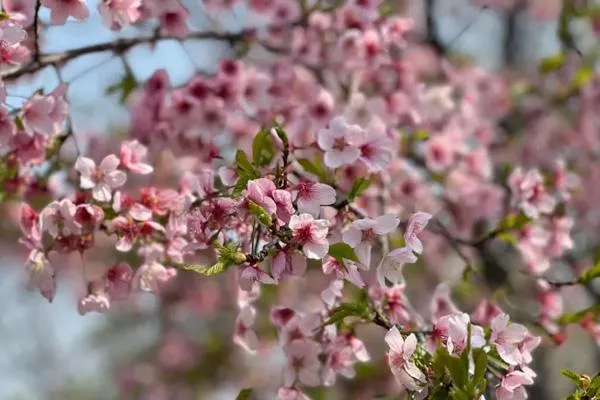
[317,116,364,168]
[132,260,177,294]
[424,134,456,172]
[496,369,534,400]
[404,212,432,254]
[272,248,307,281]
[78,289,111,315]
[24,249,56,302]
[376,247,417,287]
[98,0,141,30]
[109,215,164,252]
[471,299,502,326]
[545,216,573,258]
[343,214,399,268]
[0,23,26,45]
[321,278,344,307]
[19,203,40,242]
[75,155,127,202]
[233,305,259,353]
[322,256,365,288]
[357,127,394,172]
[289,213,330,259]
[41,0,89,25]
[120,140,153,174]
[283,339,322,387]
[385,327,426,391]
[246,178,277,215]
[0,107,16,146]
[39,199,80,237]
[442,312,486,354]
[508,167,556,219]
[292,181,336,217]
[104,262,133,301]
[276,387,311,400]
[21,95,56,136]
[156,3,190,37]
[239,264,276,291]
[490,314,529,365]
[430,283,459,322]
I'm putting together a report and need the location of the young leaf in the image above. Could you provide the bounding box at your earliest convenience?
[252,128,275,167]
[562,369,582,386]
[323,302,369,326]
[328,243,359,264]
[578,261,600,284]
[235,150,258,177]
[348,178,371,202]
[106,71,137,104]
[248,200,273,226]
[539,52,566,74]
[179,262,228,276]
[236,388,253,400]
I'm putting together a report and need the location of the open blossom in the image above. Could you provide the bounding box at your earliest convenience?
[385,327,426,391]
[75,155,127,202]
[289,213,329,259]
[343,214,399,268]
[317,116,364,168]
[284,339,322,387]
[508,167,556,219]
[120,140,153,174]
[41,0,89,24]
[276,387,311,400]
[21,95,56,136]
[490,314,529,365]
[292,181,336,217]
[322,256,365,288]
[239,264,276,291]
[404,211,432,254]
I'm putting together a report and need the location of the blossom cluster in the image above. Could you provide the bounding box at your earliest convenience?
[1,0,600,398]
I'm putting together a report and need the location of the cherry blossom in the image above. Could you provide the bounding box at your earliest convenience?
[283,339,321,387]
[75,155,127,202]
[289,213,329,259]
[385,327,426,391]
[317,116,364,168]
[292,181,336,217]
[41,0,89,25]
[343,214,399,268]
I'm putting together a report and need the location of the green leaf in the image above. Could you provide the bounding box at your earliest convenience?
[328,242,359,264]
[235,150,258,177]
[572,66,594,89]
[539,52,566,74]
[106,71,137,104]
[348,178,371,202]
[297,157,332,184]
[323,302,369,326]
[272,121,289,148]
[578,260,600,284]
[248,200,273,226]
[501,212,531,230]
[252,128,276,167]
[236,388,253,400]
[471,348,488,394]
[14,116,25,130]
[562,369,582,385]
[179,262,228,276]
[557,303,600,325]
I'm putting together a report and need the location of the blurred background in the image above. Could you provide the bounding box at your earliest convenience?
[1,0,599,399]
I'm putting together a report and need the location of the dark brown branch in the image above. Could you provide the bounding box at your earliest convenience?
[424,0,446,55]
[33,1,41,62]
[2,21,302,80]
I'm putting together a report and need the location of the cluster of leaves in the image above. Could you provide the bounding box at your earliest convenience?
[562,369,600,400]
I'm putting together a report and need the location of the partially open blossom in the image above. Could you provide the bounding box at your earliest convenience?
[24,249,55,302]
[490,314,529,366]
[508,167,556,219]
[385,327,426,391]
[272,248,306,281]
[105,262,133,301]
[496,369,535,400]
[120,140,153,174]
[376,247,417,287]
[404,211,432,254]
